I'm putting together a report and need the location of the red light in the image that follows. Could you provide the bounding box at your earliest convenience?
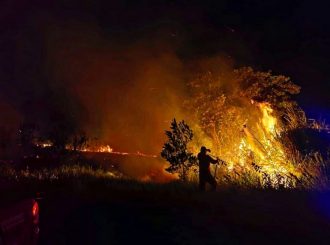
[32,201,39,217]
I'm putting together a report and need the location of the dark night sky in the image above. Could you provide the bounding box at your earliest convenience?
[1,0,330,132]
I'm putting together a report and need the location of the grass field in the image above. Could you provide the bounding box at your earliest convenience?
[1,164,330,244]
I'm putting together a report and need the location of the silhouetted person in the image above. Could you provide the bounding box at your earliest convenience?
[198,146,218,191]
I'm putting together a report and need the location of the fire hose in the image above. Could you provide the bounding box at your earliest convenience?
[208,153,227,179]
[213,163,219,179]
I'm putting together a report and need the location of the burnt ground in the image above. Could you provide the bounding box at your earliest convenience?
[21,182,330,245]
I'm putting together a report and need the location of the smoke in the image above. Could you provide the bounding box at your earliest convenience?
[45,20,188,152]
[37,19,193,178]
[0,5,237,179]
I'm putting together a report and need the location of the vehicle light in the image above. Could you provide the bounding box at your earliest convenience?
[32,201,39,217]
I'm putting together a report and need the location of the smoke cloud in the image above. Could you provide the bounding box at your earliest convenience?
[0,3,238,178]
[45,20,189,153]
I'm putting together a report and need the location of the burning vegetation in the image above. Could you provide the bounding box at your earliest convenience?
[162,67,330,189]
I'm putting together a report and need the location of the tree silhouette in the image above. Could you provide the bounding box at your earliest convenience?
[161,119,197,181]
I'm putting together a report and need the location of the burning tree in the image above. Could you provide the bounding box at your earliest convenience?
[161,119,197,181]
[184,67,308,188]
[186,72,227,152]
[236,67,306,129]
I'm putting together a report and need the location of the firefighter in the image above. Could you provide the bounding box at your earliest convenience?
[197,146,219,191]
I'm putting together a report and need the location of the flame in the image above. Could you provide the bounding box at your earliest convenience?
[35,142,53,148]
[259,102,279,136]
[80,145,113,153]
[35,141,157,158]
[189,101,302,188]
[239,102,300,187]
